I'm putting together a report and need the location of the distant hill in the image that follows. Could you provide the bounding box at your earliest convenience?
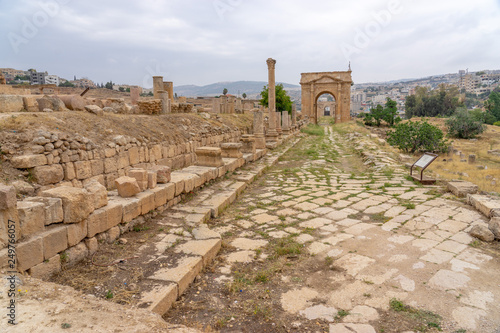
[173,81,300,99]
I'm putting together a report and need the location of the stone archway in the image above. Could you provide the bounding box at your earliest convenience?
[300,70,352,124]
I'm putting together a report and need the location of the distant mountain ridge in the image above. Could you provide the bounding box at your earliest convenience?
[173,80,300,98]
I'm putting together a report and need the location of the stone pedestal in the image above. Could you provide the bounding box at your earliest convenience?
[253,111,266,149]
[276,111,283,138]
[241,135,256,154]
[163,82,174,102]
[282,111,290,135]
[130,87,140,105]
[158,91,171,114]
[195,147,224,167]
[153,76,163,99]
[220,143,243,158]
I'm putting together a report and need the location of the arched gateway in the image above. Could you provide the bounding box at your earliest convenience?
[300,69,352,124]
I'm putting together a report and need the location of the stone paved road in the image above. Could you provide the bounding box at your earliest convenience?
[167,126,500,333]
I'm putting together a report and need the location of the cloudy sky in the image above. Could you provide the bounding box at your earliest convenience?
[1,0,499,87]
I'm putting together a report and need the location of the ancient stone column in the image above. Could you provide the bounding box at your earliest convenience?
[163,82,174,102]
[220,96,228,114]
[292,104,297,130]
[282,111,290,135]
[266,58,278,141]
[276,111,283,137]
[130,87,140,105]
[212,97,221,113]
[152,76,163,99]
[253,111,266,149]
[158,90,170,114]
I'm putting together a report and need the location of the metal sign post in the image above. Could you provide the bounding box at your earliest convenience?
[410,153,438,185]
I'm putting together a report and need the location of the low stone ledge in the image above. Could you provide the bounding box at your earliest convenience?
[195,147,224,167]
[447,181,478,198]
[220,142,243,158]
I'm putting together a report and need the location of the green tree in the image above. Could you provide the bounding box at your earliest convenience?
[260,83,292,113]
[383,98,398,126]
[242,92,247,99]
[387,120,449,154]
[485,91,500,122]
[105,81,113,90]
[404,84,461,118]
[58,81,75,87]
[222,88,228,96]
[446,108,486,139]
[371,105,384,127]
[126,87,131,93]
[118,87,125,92]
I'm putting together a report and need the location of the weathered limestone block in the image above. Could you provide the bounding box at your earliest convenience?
[17,201,46,239]
[137,191,155,215]
[28,254,61,279]
[148,256,203,297]
[17,236,44,271]
[33,164,64,185]
[0,95,25,112]
[111,197,141,223]
[65,242,88,266]
[84,180,108,209]
[150,165,171,183]
[150,144,163,162]
[64,162,76,180]
[42,225,68,259]
[25,197,63,225]
[470,225,495,242]
[107,226,120,243]
[67,219,87,247]
[74,161,92,180]
[41,186,94,223]
[103,202,123,229]
[87,209,107,238]
[241,135,256,154]
[128,168,148,191]
[59,95,86,111]
[129,146,140,165]
[90,159,104,176]
[104,157,119,173]
[115,176,141,198]
[447,181,478,198]
[468,194,500,218]
[150,185,168,208]
[118,152,130,169]
[85,105,104,116]
[0,185,17,210]
[139,282,178,316]
[195,147,224,167]
[489,217,500,239]
[148,171,157,189]
[220,142,243,158]
[11,154,47,169]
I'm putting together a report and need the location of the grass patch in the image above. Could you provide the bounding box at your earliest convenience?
[390,298,442,332]
[272,237,302,258]
[301,124,325,136]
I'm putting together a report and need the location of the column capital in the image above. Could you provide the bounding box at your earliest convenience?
[266,58,276,70]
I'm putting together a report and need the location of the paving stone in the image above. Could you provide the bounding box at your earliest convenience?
[268,231,289,239]
[384,206,407,218]
[363,204,392,214]
[294,201,320,211]
[308,242,331,255]
[299,217,332,228]
[335,254,375,276]
[344,223,375,235]
[276,208,299,216]
[148,256,203,297]
[296,234,315,244]
[437,219,468,233]
[428,269,470,290]
[299,304,337,322]
[388,254,408,263]
[411,239,439,251]
[456,249,492,265]
[342,305,379,323]
[451,306,487,331]
[281,287,319,314]
[435,240,467,254]
[420,248,454,264]
[336,218,361,227]
[393,275,415,291]
[226,250,255,263]
[139,282,178,316]
[325,210,350,221]
[450,232,474,244]
[327,280,374,310]
[327,249,344,258]
[450,258,480,273]
[313,207,336,215]
[289,190,311,196]
[322,234,353,246]
[460,290,494,310]
[387,235,414,244]
[174,239,221,266]
[230,238,268,250]
[320,224,339,233]
[251,213,278,224]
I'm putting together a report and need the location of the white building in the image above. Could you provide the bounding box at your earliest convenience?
[45,75,60,86]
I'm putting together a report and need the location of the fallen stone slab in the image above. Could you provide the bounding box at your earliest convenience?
[467,194,500,218]
[447,181,478,197]
[115,176,141,198]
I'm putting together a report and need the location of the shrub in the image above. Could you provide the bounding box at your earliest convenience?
[387,120,449,154]
[446,108,486,139]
